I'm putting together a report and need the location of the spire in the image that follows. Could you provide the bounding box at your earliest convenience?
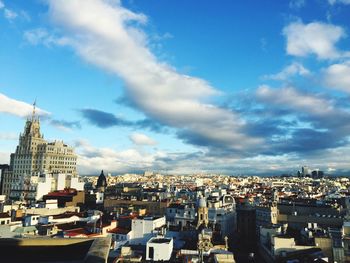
[32,99,37,121]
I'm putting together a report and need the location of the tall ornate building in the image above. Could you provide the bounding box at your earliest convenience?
[1,102,80,203]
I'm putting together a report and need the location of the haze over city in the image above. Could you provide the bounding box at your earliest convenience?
[1,0,350,175]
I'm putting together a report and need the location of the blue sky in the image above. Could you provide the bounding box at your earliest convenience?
[1,0,350,175]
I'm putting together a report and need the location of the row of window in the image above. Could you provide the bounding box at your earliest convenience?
[0,220,10,225]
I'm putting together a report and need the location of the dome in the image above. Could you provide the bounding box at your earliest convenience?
[197,196,207,208]
[222,194,235,205]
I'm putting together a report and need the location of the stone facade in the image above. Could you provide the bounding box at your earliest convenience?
[1,103,79,203]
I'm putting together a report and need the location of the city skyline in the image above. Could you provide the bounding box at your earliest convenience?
[1,0,350,175]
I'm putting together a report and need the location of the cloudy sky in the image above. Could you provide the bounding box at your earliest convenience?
[1,0,350,175]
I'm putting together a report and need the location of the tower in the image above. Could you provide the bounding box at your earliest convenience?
[3,101,78,203]
[96,170,107,192]
[271,189,279,224]
[196,195,209,228]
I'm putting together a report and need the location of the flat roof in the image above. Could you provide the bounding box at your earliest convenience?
[149,237,172,244]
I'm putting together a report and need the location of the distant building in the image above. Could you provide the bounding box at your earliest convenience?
[1,102,81,203]
[255,203,279,236]
[10,172,84,203]
[167,191,236,238]
[259,224,327,262]
[302,166,311,177]
[104,198,169,216]
[236,202,256,249]
[0,212,11,225]
[96,170,107,192]
[197,195,209,228]
[0,164,10,196]
[311,170,324,179]
[43,189,85,208]
[130,216,166,245]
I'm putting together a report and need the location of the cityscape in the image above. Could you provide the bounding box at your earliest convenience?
[1,0,350,263]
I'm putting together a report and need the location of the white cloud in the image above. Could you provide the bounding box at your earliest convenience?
[4,8,17,20]
[289,0,305,9]
[44,0,261,151]
[0,93,49,118]
[256,85,335,116]
[0,132,17,140]
[73,139,286,175]
[20,10,31,22]
[0,2,30,21]
[74,139,162,174]
[264,62,310,80]
[24,28,69,47]
[0,151,10,164]
[328,0,350,5]
[324,61,350,93]
[129,132,157,146]
[152,32,173,41]
[283,21,347,59]
[260,37,267,52]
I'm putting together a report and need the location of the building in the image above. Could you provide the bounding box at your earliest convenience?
[197,195,209,228]
[0,237,111,263]
[104,198,169,216]
[166,203,196,230]
[302,166,311,177]
[130,216,166,245]
[96,170,107,192]
[9,172,84,203]
[2,102,80,203]
[167,191,236,238]
[236,203,256,249]
[0,164,10,196]
[214,253,236,263]
[0,195,5,212]
[255,204,278,235]
[0,212,11,225]
[146,237,173,261]
[43,189,85,208]
[258,224,326,262]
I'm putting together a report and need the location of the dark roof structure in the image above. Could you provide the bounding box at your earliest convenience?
[96,170,107,189]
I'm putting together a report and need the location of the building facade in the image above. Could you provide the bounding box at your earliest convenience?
[167,192,236,238]
[2,103,79,203]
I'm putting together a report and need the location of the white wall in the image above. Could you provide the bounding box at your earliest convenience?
[24,215,40,226]
[70,177,84,191]
[55,173,66,190]
[146,238,173,261]
[45,200,58,209]
[96,192,104,204]
[130,216,166,245]
[0,217,11,225]
[35,175,52,201]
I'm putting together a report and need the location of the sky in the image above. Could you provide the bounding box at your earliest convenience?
[1,0,350,175]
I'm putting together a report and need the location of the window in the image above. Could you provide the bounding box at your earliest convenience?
[148,247,154,259]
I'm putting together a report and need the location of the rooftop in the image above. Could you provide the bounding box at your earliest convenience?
[44,188,78,197]
[0,238,106,263]
[149,237,172,244]
[0,212,10,219]
[108,227,131,235]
